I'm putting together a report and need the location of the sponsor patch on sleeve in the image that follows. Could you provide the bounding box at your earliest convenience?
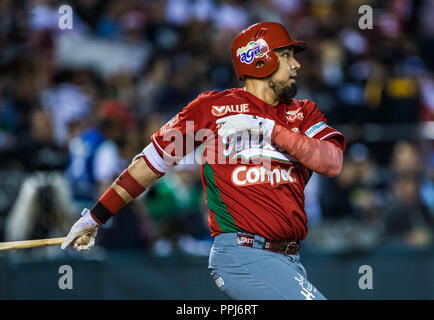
[304,121,327,138]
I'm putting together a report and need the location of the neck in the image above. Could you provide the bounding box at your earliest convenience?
[244,78,279,106]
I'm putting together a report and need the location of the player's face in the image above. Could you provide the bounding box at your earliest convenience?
[268,48,300,103]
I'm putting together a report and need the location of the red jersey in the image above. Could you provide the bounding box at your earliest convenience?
[142,88,346,241]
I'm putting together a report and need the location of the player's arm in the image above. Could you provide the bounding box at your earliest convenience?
[89,156,162,225]
[61,154,162,251]
[270,124,343,177]
[217,112,345,178]
[62,94,206,251]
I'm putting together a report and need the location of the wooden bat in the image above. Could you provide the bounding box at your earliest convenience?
[0,237,66,251]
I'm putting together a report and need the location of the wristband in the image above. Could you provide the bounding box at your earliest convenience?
[115,169,146,198]
[90,187,126,224]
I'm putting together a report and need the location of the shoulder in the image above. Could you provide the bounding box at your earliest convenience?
[174,90,236,123]
[197,88,240,102]
[291,98,318,113]
[290,99,325,120]
[182,90,223,110]
[187,88,241,112]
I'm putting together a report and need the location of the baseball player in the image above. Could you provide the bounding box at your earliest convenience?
[62,22,346,300]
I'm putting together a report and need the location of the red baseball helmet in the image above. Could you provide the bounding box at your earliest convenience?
[231,22,306,80]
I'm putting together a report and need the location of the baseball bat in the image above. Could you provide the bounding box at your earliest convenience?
[0,237,66,251]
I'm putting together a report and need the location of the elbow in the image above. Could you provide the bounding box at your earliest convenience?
[325,147,344,178]
[326,164,342,178]
[316,163,342,178]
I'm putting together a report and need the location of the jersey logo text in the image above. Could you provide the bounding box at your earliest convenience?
[211,104,249,117]
[231,165,296,187]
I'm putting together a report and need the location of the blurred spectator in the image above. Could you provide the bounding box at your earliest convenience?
[66,100,132,207]
[382,174,433,247]
[391,140,423,175]
[212,0,249,32]
[136,56,170,117]
[18,108,68,172]
[40,70,92,146]
[320,143,386,223]
[380,140,434,247]
[5,172,74,242]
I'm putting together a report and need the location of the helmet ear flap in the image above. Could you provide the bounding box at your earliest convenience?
[258,49,279,77]
[240,50,279,80]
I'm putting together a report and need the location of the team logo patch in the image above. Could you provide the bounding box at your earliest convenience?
[237,39,269,64]
[211,106,226,117]
[211,104,249,117]
[159,114,179,135]
[286,107,304,122]
[305,121,327,138]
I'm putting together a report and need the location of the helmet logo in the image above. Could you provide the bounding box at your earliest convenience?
[236,39,269,64]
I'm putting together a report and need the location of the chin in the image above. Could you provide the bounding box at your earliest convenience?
[278,83,297,103]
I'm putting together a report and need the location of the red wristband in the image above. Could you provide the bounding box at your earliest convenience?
[99,187,126,213]
[115,169,146,198]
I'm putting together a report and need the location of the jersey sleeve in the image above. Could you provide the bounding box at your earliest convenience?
[301,100,346,152]
[135,94,206,175]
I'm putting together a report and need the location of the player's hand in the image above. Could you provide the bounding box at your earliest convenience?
[216,114,275,138]
[61,208,100,251]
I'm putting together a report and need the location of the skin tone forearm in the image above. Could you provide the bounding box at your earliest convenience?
[111,157,161,204]
[271,124,343,177]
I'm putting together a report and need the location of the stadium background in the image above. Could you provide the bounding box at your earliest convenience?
[0,0,433,299]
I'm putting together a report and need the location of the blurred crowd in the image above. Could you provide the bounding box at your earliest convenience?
[0,0,433,255]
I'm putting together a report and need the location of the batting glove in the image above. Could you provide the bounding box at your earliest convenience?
[216,114,275,138]
[61,208,100,251]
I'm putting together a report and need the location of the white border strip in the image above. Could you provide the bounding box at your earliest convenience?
[133,143,172,173]
[151,135,176,159]
[319,131,343,140]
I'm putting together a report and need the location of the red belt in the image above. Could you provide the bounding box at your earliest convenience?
[236,233,300,255]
